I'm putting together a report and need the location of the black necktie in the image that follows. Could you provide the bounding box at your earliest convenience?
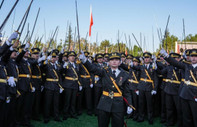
[112,70,116,78]
[52,64,55,69]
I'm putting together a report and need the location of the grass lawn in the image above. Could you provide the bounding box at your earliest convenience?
[32,113,176,127]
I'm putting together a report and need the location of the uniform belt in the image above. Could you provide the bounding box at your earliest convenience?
[46,78,59,82]
[80,75,91,78]
[140,78,153,83]
[128,79,139,84]
[184,80,197,87]
[7,77,18,82]
[65,77,78,81]
[32,75,41,79]
[19,74,31,78]
[163,79,180,84]
[0,79,7,83]
[181,79,185,82]
[103,91,122,99]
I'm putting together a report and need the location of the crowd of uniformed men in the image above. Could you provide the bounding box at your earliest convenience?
[0,32,197,127]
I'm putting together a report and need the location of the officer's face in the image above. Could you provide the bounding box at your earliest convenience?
[126,59,132,64]
[133,61,139,66]
[31,54,39,60]
[24,51,29,58]
[190,56,197,64]
[68,56,75,62]
[56,56,59,61]
[121,57,126,62]
[10,51,18,59]
[175,57,181,62]
[109,59,121,68]
[51,57,56,63]
[97,58,103,63]
[186,56,190,61]
[63,56,67,61]
[144,57,151,64]
[104,57,108,62]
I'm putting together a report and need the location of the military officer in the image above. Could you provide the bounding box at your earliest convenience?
[160,48,197,127]
[131,52,158,124]
[79,51,133,127]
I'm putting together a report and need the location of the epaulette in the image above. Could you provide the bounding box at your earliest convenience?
[76,60,81,64]
[182,60,191,64]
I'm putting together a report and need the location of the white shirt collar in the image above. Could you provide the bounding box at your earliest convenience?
[192,63,197,68]
[111,68,120,77]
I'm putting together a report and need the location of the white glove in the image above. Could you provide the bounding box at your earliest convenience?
[130,61,133,67]
[8,32,18,42]
[24,43,30,50]
[135,90,139,95]
[90,84,93,88]
[47,55,52,60]
[6,97,11,104]
[88,59,92,63]
[59,88,64,93]
[151,90,157,95]
[79,86,83,91]
[160,48,169,57]
[61,48,64,53]
[95,77,99,81]
[41,85,44,92]
[183,52,186,59]
[63,62,68,68]
[79,51,87,63]
[152,55,157,62]
[31,87,36,92]
[127,106,133,114]
[38,55,46,63]
[152,62,157,70]
[195,98,197,102]
[8,77,16,87]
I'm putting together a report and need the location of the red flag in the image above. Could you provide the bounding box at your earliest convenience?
[89,6,93,37]
[125,47,128,55]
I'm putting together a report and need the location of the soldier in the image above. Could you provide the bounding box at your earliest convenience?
[103,53,109,67]
[0,32,18,127]
[79,51,133,127]
[29,48,43,121]
[131,52,158,124]
[156,54,167,123]
[15,42,36,127]
[158,53,182,126]
[128,57,141,120]
[121,53,126,64]
[2,40,20,127]
[77,51,93,116]
[160,48,197,127]
[41,50,63,123]
[93,53,104,116]
[61,51,81,120]
[126,54,133,65]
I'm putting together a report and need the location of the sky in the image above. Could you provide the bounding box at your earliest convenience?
[0,0,197,52]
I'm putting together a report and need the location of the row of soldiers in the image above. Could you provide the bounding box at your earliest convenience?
[0,32,197,127]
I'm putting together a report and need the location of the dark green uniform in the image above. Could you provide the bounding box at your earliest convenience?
[165,50,197,127]
[83,59,131,127]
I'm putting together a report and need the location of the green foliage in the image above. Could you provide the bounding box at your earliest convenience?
[185,34,197,42]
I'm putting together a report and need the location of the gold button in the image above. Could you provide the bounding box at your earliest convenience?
[112,86,115,88]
